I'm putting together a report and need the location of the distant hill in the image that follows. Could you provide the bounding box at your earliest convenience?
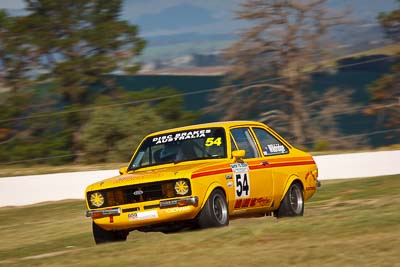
[124,0,398,63]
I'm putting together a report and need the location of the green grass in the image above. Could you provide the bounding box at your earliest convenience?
[0,175,399,266]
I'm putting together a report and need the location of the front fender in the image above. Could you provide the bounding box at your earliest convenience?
[200,182,228,209]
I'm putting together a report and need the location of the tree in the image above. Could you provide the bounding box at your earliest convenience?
[0,0,147,165]
[207,0,355,147]
[80,104,165,163]
[79,89,199,163]
[367,1,400,131]
[0,11,36,92]
[1,0,145,104]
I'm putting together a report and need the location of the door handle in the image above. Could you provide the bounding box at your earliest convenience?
[261,161,269,166]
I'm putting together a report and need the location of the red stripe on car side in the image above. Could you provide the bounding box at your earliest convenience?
[249,160,316,170]
[191,168,232,179]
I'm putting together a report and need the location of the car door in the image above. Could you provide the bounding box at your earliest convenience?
[251,126,291,206]
[230,127,274,213]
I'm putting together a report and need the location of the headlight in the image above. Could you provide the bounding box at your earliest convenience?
[174,180,189,196]
[90,192,105,208]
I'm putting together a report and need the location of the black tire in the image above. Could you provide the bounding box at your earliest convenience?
[197,189,229,228]
[276,182,304,218]
[92,222,128,244]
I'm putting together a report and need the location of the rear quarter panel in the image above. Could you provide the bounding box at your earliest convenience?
[271,150,318,206]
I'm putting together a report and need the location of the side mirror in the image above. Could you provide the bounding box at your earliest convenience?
[232,150,245,162]
[119,167,128,175]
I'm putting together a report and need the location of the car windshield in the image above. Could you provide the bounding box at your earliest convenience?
[128,127,227,170]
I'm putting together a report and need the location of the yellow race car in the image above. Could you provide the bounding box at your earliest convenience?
[85,121,319,244]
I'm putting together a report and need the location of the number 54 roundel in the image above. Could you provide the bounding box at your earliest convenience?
[231,163,250,198]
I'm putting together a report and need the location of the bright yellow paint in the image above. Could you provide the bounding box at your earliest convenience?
[85,121,318,231]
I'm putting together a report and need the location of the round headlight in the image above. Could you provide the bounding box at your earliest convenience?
[90,192,105,208]
[174,180,189,196]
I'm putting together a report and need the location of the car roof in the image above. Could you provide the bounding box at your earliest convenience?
[147,121,266,137]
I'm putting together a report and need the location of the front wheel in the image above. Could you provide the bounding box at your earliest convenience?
[92,222,128,244]
[276,182,304,218]
[197,189,229,228]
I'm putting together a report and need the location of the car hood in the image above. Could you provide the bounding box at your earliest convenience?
[86,159,226,192]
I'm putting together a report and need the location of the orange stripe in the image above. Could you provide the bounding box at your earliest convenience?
[191,160,315,179]
[193,156,313,175]
[247,156,314,165]
[194,163,231,173]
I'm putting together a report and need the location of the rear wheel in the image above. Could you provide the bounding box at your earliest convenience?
[92,222,128,244]
[197,189,229,228]
[276,182,304,218]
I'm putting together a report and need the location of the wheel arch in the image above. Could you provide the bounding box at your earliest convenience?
[200,182,228,209]
[279,174,304,203]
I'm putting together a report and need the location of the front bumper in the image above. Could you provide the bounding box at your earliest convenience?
[86,196,199,230]
[86,208,121,218]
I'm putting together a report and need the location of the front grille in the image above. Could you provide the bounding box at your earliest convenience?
[87,179,191,209]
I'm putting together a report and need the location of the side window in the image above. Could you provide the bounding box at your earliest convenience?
[230,136,238,151]
[253,127,288,156]
[132,147,151,167]
[230,128,260,158]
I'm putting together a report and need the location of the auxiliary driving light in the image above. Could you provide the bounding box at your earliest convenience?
[90,192,105,208]
[174,180,189,195]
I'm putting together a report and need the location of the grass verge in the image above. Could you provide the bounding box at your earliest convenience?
[0,175,399,266]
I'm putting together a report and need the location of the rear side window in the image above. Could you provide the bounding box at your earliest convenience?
[253,127,288,156]
[230,128,260,158]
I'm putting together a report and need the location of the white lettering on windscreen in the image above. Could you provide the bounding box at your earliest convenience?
[152,129,212,144]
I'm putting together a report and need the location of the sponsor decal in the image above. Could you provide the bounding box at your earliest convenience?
[128,210,158,221]
[128,213,137,221]
[234,197,272,209]
[164,206,191,214]
[152,129,212,144]
[265,144,286,154]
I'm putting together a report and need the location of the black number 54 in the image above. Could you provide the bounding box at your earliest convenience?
[235,173,249,197]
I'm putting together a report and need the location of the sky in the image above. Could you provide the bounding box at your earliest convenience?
[1,0,398,37]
